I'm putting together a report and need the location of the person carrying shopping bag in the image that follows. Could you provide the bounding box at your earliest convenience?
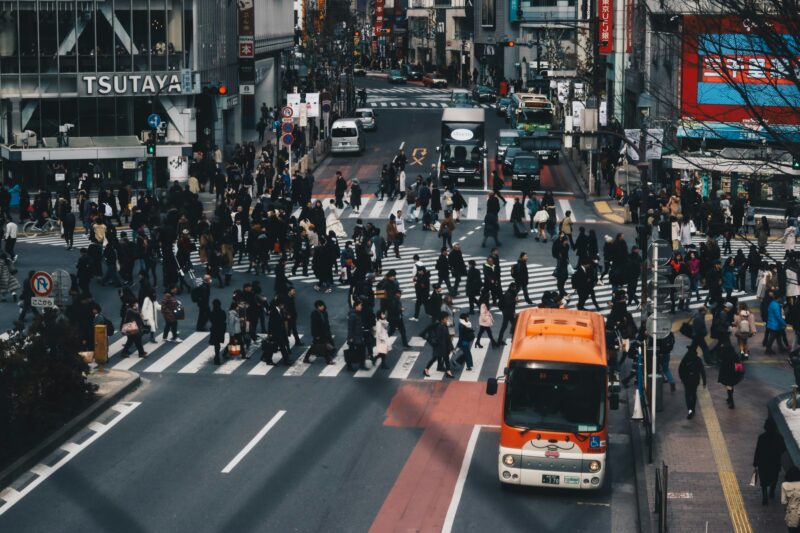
[120,303,147,358]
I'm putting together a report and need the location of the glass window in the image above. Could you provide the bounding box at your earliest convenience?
[132,10,149,71]
[0,13,18,74]
[78,8,97,72]
[60,98,79,138]
[97,97,116,136]
[40,8,58,73]
[332,127,358,137]
[58,5,77,73]
[19,11,38,73]
[150,7,167,70]
[96,7,114,71]
[40,99,60,138]
[115,0,134,71]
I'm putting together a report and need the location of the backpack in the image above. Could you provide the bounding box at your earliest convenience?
[424,325,439,347]
[737,312,752,336]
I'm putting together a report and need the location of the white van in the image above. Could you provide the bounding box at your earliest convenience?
[331,119,365,154]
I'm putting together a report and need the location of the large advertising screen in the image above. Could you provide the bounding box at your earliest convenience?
[681,16,800,125]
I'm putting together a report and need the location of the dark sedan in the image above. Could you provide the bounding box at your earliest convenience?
[388,69,406,84]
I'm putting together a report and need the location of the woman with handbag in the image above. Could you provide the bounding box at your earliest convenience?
[475,295,499,349]
[140,289,160,343]
[226,301,243,359]
[717,336,744,409]
[120,303,147,358]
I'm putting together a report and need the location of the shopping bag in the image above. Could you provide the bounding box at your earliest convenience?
[679,321,694,339]
[748,469,758,487]
[227,343,241,358]
[174,303,186,320]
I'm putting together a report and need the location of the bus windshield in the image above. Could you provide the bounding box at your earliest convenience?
[519,109,553,126]
[442,143,481,163]
[452,92,471,105]
[504,364,606,433]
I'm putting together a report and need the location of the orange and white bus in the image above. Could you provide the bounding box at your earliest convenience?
[486,308,619,489]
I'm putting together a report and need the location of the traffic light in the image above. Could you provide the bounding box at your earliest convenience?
[354,30,360,38]
[502,41,515,47]
[794,158,800,170]
[146,139,156,156]
[203,83,228,96]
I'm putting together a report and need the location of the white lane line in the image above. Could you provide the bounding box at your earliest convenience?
[495,341,512,378]
[319,343,348,377]
[112,337,166,371]
[442,424,482,533]
[389,350,421,380]
[106,336,129,359]
[459,344,489,382]
[221,410,286,474]
[143,332,208,373]
[368,199,388,219]
[178,345,217,373]
[504,200,514,220]
[0,401,140,517]
[467,197,478,220]
[349,198,369,218]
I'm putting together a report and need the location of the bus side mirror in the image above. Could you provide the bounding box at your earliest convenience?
[486,378,498,396]
[609,393,619,411]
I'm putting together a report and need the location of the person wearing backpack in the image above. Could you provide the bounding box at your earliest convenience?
[656,332,677,392]
[454,313,476,370]
[733,302,756,359]
[678,347,707,419]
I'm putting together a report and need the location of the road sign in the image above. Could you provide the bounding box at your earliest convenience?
[281,133,294,146]
[147,114,162,129]
[673,274,691,298]
[31,297,55,309]
[240,84,255,95]
[649,239,672,267]
[31,271,53,297]
[281,106,293,118]
[322,100,332,114]
[281,122,294,134]
[51,269,71,307]
[646,315,672,339]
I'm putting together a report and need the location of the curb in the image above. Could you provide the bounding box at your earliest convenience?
[0,370,141,489]
[626,385,654,533]
[769,392,800,467]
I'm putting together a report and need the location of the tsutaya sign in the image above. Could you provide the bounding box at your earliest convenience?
[80,72,184,97]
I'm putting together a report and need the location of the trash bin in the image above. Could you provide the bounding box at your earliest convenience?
[647,373,665,413]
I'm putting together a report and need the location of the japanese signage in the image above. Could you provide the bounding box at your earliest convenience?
[239,0,254,89]
[239,40,254,58]
[287,92,320,118]
[79,73,184,96]
[598,0,613,55]
[681,16,800,125]
[238,0,254,36]
[373,0,384,36]
[626,0,634,53]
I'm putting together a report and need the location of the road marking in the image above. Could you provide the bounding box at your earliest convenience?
[178,345,217,373]
[504,200,514,220]
[698,386,753,533]
[594,201,612,214]
[389,198,406,217]
[143,332,208,373]
[319,343,348,377]
[0,401,140,517]
[221,410,286,474]
[369,199,388,219]
[467,197,478,220]
[389,350,421,380]
[112,337,166,371]
[558,199,575,222]
[495,341,511,378]
[442,424,482,533]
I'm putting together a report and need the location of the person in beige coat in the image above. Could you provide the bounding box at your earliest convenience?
[733,302,756,358]
[474,295,499,348]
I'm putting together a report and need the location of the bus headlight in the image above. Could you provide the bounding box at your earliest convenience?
[588,460,602,473]
[502,454,516,467]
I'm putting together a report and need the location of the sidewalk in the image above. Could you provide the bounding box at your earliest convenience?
[635,311,792,532]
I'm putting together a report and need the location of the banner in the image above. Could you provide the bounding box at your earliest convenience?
[481,0,496,29]
[599,0,613,54]
[626,0,634,53]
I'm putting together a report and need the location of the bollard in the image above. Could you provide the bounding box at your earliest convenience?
[793,385,798,410]
[93,324,109,372]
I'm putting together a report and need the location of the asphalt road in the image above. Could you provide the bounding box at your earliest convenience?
[0,85,641,532]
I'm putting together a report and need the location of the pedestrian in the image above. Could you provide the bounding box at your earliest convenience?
[733,302,756,359]
[100,240,122,288]
[449,242,467,296]
[346,300,367,371]
[141,289,160,343]
[475,295,499,348]
[512,252,533,305]
[491,171,507,205]
[423,312,454,378]
[4,218,17,259]
[373,309,391,369]
[482,211,501,247]
[209,299,227,365]
[466,259,482,314]
[307,300,334,365]
[753,417,787,505]
[119,303,147,358]
[533,205,549,242]
[192,274,212,331]
[410,266,430,321]
[438,211,455,249]
[435,248,453,293]
[160,286,182,342]
[688,304,711,364]
[717,336,743,408]
[18,271,39,322]
[766,294,789,354]
[656,332,677,392]
[498,283,517,340]
[283,285,303,345]
[62,210,76,250]
[678,347,706,419]
[387,290,410,347]
[454,313,475,370]
[0,252,19,302]
[266,299,292,365]
[781,467,800,532]
[561,210,574,248]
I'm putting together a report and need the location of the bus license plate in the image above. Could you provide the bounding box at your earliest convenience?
[457,178,465,183]
[542,474,560,485]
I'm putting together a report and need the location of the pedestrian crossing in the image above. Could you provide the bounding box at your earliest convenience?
[365,87,451,95]
[97,330,508,382]
[688,233,786,262]
[367,101,494,110]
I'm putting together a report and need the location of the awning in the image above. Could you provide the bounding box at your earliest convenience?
[1,136,192,162]
[662,154,800,176]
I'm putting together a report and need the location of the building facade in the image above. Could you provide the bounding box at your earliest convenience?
[0,0,291,190]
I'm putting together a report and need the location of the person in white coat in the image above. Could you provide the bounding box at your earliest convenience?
[140,290,161,343]
[784,225,797,257]
[326,200,348,239]
[679,217,693,252]
[374,310,390,368]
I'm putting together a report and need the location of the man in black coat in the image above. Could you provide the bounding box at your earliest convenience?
[282,285,303,346]
[265,300,291,365]
[572,259,593,310]
[62,211,76,250]
[117,231,136,286]
[466,260,482,314]
[448,243,468,296]
[387,291,410,348]
[435,248,453,294]
[307,300,334,364]
[192,275,212,332]
[498,283,518,341]
[512,252,533,304]
[347,301,366,371]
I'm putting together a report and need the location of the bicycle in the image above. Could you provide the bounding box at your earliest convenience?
[21,218,59,235]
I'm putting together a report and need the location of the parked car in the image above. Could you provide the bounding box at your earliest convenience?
[471,84,497,102]
[496,96,511,118]
[403,64,424,81]
[388,69,406,84]
[353,66,367,77]
[423,72,448,88]
[354,108,377,131]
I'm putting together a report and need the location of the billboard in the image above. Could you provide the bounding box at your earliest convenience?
[481,0,495,29]
[681,16,800,125]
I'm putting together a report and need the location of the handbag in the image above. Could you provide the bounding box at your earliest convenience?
[748,468,758,487]
[679,321,694,339]
[734,361,745,374]
[174,303,185,320]
[121,321,140,336]
[227,343,242,357]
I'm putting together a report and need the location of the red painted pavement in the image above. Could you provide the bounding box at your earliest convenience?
[370,381,502,533]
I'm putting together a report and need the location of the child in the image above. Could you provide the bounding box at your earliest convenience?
[373,310,390,369]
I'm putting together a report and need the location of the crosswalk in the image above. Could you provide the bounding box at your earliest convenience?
[362,86,494,109]
[367,101,494,110]
[365,87,451,95]
[97,330,509,382]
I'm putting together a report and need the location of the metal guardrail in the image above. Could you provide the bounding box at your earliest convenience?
[654,461,669,533]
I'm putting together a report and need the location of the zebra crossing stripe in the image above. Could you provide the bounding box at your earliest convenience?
[354,336,396,378]
[467,197,479,220]
[368,199,388,219]
[389,350,422,380]
[144,331,208,373]
[459,343,489,382]
[495,342,512,378]
[179,345,217,373]
[319,343,349,377]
